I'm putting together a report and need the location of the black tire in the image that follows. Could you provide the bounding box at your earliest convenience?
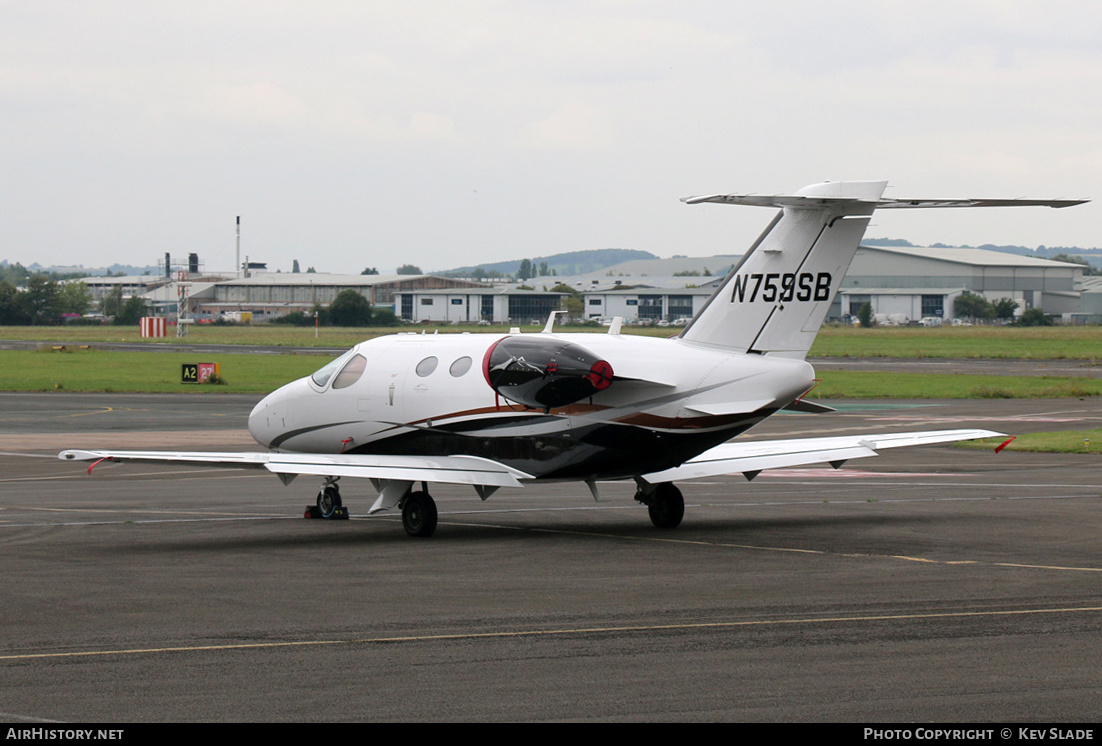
[316,485,342,519]
[648,483,684,529]
[402,491,438,537]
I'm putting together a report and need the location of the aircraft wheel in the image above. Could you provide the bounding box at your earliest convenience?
[648,483,684,529]
[316,485,342,519]
[402,491,438,538]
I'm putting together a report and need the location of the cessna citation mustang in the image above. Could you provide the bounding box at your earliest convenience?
[60,181,1085,537]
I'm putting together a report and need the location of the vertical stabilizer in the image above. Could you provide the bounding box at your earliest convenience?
[678,180,888,358]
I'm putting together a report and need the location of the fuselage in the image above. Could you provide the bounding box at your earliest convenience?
[248,331,816,481]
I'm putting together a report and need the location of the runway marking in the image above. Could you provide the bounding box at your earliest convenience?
[1,490,1097,529]
[757,468,965,478]
[3,605,1099,663]
[523,525,1102,574]
[0,469,265,483]
[870,416,1083,423]
[20,506,292,519]
[58,407,117,418]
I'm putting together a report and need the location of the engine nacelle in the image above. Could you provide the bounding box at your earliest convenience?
[483,336,614,410]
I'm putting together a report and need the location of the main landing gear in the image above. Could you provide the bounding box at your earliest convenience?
[305,477,673,536]
[635,482,684,529]
[305,478,438,537]
[400,489,438,538]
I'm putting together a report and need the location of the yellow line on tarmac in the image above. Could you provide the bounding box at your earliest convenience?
[60,407,116,418]
[526,526,1102,573]
[3,605,1099,662]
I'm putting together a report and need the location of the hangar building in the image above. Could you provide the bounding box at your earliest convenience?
[831,245,1084,321]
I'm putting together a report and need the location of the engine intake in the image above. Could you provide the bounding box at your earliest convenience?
[483,336,613,410]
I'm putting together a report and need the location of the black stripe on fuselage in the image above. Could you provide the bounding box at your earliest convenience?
[268,421,363,449]
[344,411,776,481]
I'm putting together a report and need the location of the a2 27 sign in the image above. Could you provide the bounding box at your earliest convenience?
[181,362,220,384]
[730,272,832,303]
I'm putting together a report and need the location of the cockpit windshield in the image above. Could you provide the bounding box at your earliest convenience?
[332,354,367,389]
[310,348,358,388]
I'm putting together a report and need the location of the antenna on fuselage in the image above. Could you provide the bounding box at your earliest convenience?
[542,310,565,334]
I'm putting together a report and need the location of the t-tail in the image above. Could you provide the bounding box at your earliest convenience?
[678,180,1086,359]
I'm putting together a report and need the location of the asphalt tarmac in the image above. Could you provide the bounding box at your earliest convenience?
[1,392,1100,722]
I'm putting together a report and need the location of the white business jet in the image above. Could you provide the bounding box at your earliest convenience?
[60,181,1085,537]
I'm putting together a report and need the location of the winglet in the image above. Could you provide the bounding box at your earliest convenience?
[88,456,113,474]
[995,436,1017,454]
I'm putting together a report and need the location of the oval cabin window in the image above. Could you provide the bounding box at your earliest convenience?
[415,356,439,377]
[449,356,473,377]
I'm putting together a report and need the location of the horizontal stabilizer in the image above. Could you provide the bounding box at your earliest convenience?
[683,194,1087,210]
[683,399,775,416]
[783,399,836,414]
[876,197,1087,210]
[641,428,1002,483]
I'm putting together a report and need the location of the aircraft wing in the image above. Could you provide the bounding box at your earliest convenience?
[263,453,533,487]
[60,428,999,490]
[58,449,534,488]
[640,429,1003,483]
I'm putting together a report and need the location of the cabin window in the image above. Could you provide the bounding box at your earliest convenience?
[332,354,367,389]
[415,356,439,377]
[449,356,472,377]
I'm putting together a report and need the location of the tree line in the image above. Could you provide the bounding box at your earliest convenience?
[855,292,1053,327]
[271,289,399,327]
[0,277,147,325]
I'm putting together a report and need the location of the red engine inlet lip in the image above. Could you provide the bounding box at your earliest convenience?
[482,336,507,388]
[586,360,614,391]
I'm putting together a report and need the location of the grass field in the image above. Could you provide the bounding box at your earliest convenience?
[2,324,1101,398]
[806,371,1102,399]
[0,322,670,348]
[0,348,323,394]
[2,323,1101,358]
[3,347,1101,399]
[810,325,1102,360]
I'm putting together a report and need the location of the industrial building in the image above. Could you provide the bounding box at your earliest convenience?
[190,273,486,322]
[78,244,1090,326]
[390,287,567,324]
[831,245,1084,321]
[570,245,1086,325]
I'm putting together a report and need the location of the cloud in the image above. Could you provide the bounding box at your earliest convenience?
[514,101,614,151]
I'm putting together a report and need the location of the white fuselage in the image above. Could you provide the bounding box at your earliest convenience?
[248,331,815,481]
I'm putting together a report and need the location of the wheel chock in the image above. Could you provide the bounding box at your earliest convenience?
[303,506,349,520]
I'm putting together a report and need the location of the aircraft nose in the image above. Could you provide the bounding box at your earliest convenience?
[248,397,273,448]
[249,385,293,448]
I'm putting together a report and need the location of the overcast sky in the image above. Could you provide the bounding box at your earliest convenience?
[2,1,1099,274]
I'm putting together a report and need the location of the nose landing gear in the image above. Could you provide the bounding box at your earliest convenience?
[305,478,348,520]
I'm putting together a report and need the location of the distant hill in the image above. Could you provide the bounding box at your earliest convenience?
[863,238,1102,270]
[441,248,659,278]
